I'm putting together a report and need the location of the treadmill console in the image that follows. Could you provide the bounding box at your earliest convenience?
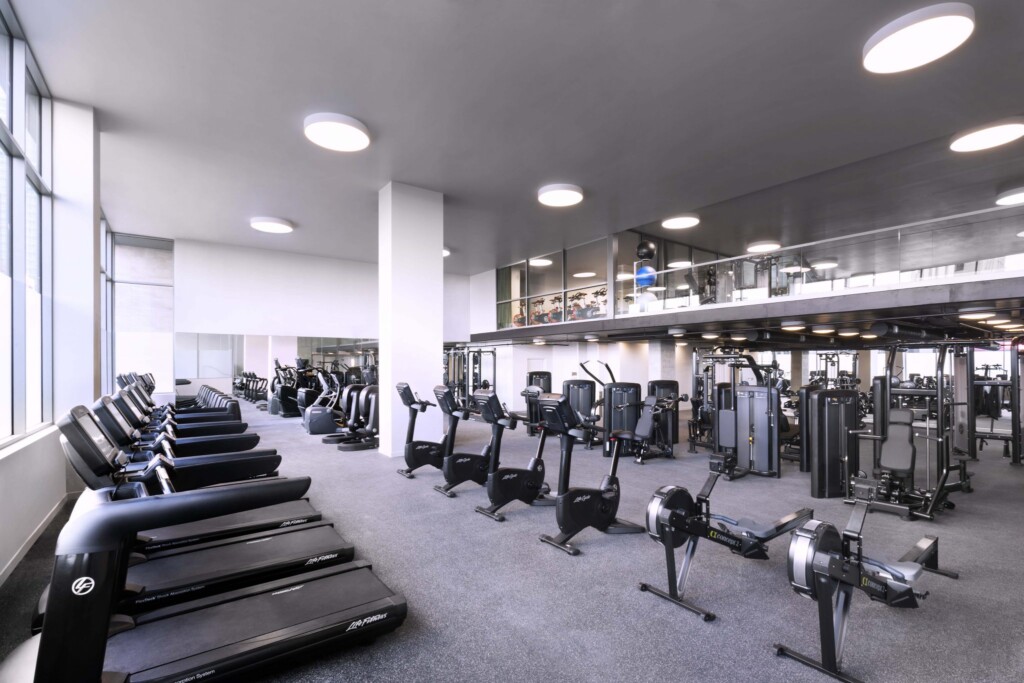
[57,406,121,477]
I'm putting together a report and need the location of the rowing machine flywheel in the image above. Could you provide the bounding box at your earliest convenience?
[786,520,841,600]
[645,485,695,548]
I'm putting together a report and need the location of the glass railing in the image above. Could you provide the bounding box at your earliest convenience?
[614,203,1024,317]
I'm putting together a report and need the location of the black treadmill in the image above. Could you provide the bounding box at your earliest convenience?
[0,479,407,683]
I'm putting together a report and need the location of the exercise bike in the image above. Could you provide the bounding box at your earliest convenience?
[395,383,446,478]
[472,389,554,522]
[640,472,812,620]
[537,393,642,555]
[775,500,958,682]
[432,385,491,498]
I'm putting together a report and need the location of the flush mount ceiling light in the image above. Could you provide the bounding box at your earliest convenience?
[810,258,839,270]
[996,186,1024,206]
[812,325,836,334]
[616,272,634,281]
[648,286,667,292]
[529,258,553,267]
[983,318,1011,325]
[996,324,1024,330]
[584,334,599,341]
[662,214,700,230]
[676,341,689,347]
[838,328,860,337]
[668,327,686,336]
[950,117,1024,152]
[780,321,806,331]
[861,332,879,339]
[747,240,781,254]
[532,337,546,345]
[958,307,995,320]
[442,248,451,257]
[573,271,597,278]
[538,183,583,207]
[862,3,975,74]
[779,265,811,274]
[701,332,720,340]
[303,113,371,152]
[667,260,693,269]
[676,283,691,290]
[250,217,294,234]
[730,333,749,342]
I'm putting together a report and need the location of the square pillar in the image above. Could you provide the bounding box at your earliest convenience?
[379,183,444,456]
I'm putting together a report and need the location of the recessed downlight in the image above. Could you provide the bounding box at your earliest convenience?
[675,283,690,290]
[532,337,546,345]
[950,117,1024,153]
[958,308,995,320]
[779,265,811,274]
[861,333,879,340]
[661,214,700,230]
[675,341,689,347]
[529,258,553,267]
[616,272,634,281]
[862,3,975,74]
[995,323,1024,330]
[730,333,749,342]
[838,328,860,337]
[780,321,805,331]
[701,332,720,340]
[996,186,1024,207]
[648,286,666,292]
[983,318,1011,325]
[747,240,781,254]
[303,113,371,152]
[810,258,839,270]
[812,325,836,334]
[584,334,599,342]
[668,327,686,336]
[442,248,451,257]
[573,271,597,278]
[250,217,294,234]
[538,184,583,207]
[667,260,693,269]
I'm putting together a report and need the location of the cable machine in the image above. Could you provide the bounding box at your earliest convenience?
[443,347,496,407]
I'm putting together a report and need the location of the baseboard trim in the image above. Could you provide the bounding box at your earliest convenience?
[0,492,74,588]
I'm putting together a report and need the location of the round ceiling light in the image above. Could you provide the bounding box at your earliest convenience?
[780,321,805,331]
[648,286,667,292]
[838,328,860,337]
[662,214,700,230]
[532,337,546,345]
[779,265,811,274]
[616,272,634,281]
[442,248,451,257]
[861,332,879,340]
[812,325,836,334]
[538,184,583,207]
[676,283,690,290]
[667,260,693,269]
[810,258,839,270]
[995,323,1023,330]
[303,113,371,152]
[676,341,689,347]
[862,3,975,74]
[250,217,294,234]
[701,332,720,340]
[584,334,599,342]
[996,186,1024,206]
[747,240,781,254]
[730,333,749,342]
[958,308,994,320]
[529,258,553,267]
[573,271,597,278]
[950,117,1024,153]
[668,327,686,336]
[983,318,1011,325]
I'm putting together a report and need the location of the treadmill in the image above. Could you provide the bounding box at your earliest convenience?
[0,479,407,683]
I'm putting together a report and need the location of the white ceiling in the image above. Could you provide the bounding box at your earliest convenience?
[14,0,1024,274]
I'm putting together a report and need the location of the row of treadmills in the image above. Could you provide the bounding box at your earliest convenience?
[0,374,407,683]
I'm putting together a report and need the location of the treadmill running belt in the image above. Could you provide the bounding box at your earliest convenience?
[137,499,321,551]
[104,564,406,682]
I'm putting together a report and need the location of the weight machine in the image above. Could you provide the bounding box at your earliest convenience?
[443,347,496,407]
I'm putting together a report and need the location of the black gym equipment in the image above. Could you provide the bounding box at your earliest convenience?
[432,385,491,497]
[640,472,811,620]
[805,389,860,499]
[774,500,957,682]
[524,372,552,436]
[710,383,782,480]
[0,479,407,683]
[537,393,643,555]
[395,383,446,478]
[472,389,554,521]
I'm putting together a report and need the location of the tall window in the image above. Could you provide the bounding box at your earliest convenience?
[24,181,41,426]
[0,29,9,127]
[25,73,41,173]
[0,148,9,438]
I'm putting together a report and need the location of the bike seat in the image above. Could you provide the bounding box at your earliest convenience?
[862,557,924,585]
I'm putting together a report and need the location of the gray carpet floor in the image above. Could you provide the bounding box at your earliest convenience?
[2,401,1023,682]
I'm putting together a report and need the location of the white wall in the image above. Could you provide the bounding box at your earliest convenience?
[174,240,378,338]
[243,335,269,374]
[444,274,470,342]
[469,269,496,334]
[0,428,69,586]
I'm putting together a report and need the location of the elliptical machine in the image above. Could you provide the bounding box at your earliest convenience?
[537,393,643,555]
[640,472,812,620]
[432,385,491,498]
[395,383,446,478]
[472,389,554,522]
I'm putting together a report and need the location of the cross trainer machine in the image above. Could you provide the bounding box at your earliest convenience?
[472,389,555,521]
[432,385,491,497]
[639,472,812,620]
[395,383,446,478]
[537,393,643,555]
[774,500,957,682]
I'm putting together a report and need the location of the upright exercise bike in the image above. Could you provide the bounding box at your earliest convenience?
[395,383,446,478]
[433,385,490,498]
[537,393,643,555]
[472,389,554,522]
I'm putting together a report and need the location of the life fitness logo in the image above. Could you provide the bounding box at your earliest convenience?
[72,576,96,596]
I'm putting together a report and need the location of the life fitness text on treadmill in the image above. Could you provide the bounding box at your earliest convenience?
[346,612,388,632]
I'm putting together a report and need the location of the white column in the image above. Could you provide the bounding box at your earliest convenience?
[379,182,444,456]
[52,101,100,414]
